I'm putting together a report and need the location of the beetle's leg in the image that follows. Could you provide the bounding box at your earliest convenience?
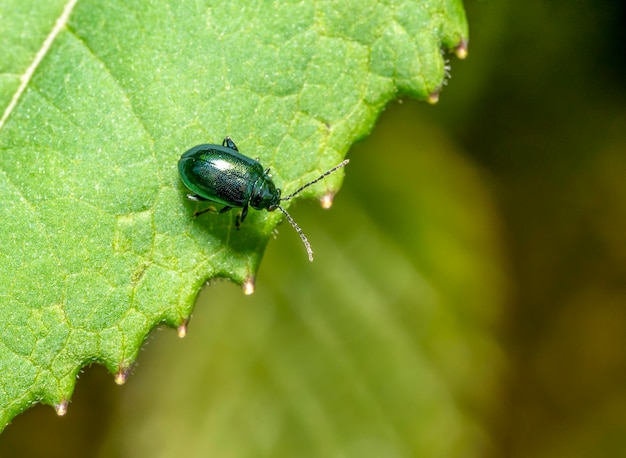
[195,204,231,218]
[194,206,219,217]
[191,194,218,217]
[234,203,249,229]
[223,136,239,151]
[187,193,208,201]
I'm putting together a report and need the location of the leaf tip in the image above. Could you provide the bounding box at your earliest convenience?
[320,192,336,209]
[427,90,440,105]
[455,40,469,60]
[115,366,131,385]
[177,319,189,338]
[243,276,256,295]
[54,400,69,417]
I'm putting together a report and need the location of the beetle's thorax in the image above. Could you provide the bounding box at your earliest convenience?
[249,172,281,211]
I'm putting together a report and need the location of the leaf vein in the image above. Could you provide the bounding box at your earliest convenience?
[0,0,79,133]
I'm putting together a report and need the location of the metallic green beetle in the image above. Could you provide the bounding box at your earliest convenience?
[178,136,349,261]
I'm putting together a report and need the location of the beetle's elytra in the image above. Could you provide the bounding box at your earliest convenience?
[178,137,349,261]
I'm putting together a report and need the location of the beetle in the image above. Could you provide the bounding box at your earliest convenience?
[178,136,349,261]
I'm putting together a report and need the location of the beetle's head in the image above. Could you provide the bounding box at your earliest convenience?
[250,173,281,211]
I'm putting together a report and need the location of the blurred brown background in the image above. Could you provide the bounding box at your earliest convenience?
[1,0,626,456]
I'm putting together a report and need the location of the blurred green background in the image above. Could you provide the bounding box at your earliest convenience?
[2,0,626,456]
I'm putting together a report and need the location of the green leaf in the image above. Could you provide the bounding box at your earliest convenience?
[0,0,468,428]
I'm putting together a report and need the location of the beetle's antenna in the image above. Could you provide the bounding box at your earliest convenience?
[278,205,313,262]
[281,159,349,201]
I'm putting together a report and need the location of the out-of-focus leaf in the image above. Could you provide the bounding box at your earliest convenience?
[100,107,505,457]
